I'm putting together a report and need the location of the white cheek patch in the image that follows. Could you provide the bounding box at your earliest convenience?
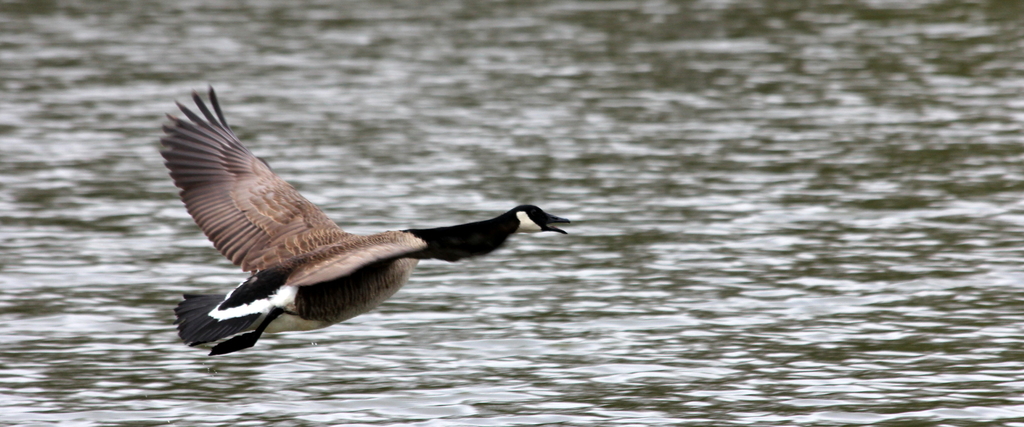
[209,284,297,321]
[516,211,543,233]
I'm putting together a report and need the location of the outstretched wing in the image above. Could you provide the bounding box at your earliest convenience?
[285,231,428,287]
[160,88,351,272]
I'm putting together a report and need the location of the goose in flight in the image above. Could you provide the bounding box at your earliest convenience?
[161,88,570,355]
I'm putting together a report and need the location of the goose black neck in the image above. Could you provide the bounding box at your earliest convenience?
[406,214,518,262]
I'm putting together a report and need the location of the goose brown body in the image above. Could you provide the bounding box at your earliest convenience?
[161,88,570,355]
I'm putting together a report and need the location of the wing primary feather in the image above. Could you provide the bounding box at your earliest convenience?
[166,163,232,175]
[174,101,206,125]
[161,147,224,162]
[191,90,220,125]
[207,86,233,133]
[163,159,228,173]
[190,90,237,143]
[164,119,229,148]
[175,101,231,143]
[161,135,225,156]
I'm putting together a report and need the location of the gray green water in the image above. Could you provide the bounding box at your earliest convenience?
[5,1,1024,425]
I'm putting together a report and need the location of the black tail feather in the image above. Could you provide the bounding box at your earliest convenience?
[174,294,260,346]
[209,307,284,356]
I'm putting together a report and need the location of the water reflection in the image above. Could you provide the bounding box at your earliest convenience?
[5,0,1024,425]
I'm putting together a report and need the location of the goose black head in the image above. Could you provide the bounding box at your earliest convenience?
[511,205,570,234]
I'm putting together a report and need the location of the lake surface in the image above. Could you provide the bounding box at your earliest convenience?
[5,0,1024,425]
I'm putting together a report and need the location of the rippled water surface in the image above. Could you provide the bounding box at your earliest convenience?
[6,1,1024,425]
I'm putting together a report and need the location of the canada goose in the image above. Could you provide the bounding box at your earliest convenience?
[161,88,570,355]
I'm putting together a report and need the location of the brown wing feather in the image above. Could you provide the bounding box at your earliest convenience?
[286,231,428,287]
[160,88,351,272]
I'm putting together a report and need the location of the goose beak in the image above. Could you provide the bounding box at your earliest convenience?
[543,214,570,234]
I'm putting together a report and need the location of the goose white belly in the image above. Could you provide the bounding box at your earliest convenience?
[264,313,332,333]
